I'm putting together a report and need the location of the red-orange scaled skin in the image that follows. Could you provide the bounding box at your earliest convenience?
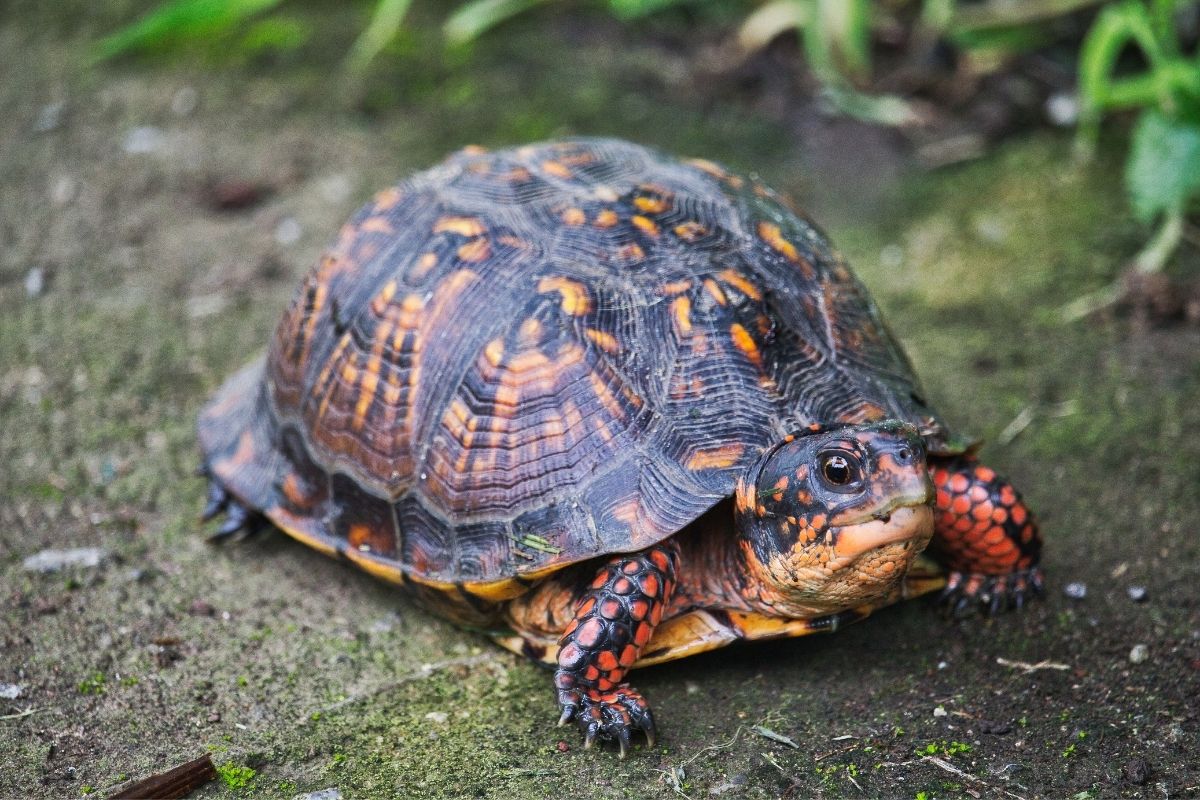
[928,455,1044,610]
[553,541,679,754]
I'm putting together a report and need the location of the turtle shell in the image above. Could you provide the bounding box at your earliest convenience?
[198,138,947,597]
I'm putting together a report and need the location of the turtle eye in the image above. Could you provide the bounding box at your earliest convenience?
[818,451,862,491]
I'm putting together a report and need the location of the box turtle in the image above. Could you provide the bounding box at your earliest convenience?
[198,138,1043,756]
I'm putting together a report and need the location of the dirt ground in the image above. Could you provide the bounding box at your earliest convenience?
[2,4,1199,799]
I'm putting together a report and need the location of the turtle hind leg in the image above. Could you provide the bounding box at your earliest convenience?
[198,469,268,543]
[928,456,1044,616]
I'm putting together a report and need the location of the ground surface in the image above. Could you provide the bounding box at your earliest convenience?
[2,4,1198,799]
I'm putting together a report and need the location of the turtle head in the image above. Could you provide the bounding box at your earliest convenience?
[733,421,934,616]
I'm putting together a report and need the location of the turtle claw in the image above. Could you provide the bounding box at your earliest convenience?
[201,480,228,522]
[211,501,253,541]
[199,472,266,543]
[940,568,1045,617]
[615,725,631,759]
[558,685,655,756]
[641,709,656,749]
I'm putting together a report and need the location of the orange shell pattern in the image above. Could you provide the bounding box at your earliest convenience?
[197,139,945,587]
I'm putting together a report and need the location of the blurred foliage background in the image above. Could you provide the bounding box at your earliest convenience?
[91,0,1200,299]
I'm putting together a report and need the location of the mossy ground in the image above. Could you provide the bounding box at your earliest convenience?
[2,4,1198,799]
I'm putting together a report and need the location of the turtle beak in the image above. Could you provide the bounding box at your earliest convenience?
[832,504,934,561]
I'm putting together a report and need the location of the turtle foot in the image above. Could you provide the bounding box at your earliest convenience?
[939,567,1045,617]
[557,685,655,757]
[199,470,266,542]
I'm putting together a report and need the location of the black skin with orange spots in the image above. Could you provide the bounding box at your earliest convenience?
[739,421,929,571]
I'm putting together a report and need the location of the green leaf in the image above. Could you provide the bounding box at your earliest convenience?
[237,15,311,57]
[92,0,284,61]
[821,86,919,127]
[737,0,811,54]
[606,0,697,21]
[345,0,414,75]
[1077,0,1161,123]
[1125,108,1200,221]
[804,0,873,86]
[444,0,555,45]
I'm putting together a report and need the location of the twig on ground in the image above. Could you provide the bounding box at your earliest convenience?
[0,707,40,721]
[996,657,1071,673]
[107,753,216,800]
[751,725,799,748]
[997,406,1036,446]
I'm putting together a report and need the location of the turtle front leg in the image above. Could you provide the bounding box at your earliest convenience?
[929,456,1044,614]
[554,540,679,757]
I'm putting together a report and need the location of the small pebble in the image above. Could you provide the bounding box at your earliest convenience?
[318,174,353,204]
[684,680,700,695]
[22,547,107,573]
[556,740,570,752]
[423,711,448,724]
[1045,92,1079,127]
[1129,644,1149,664]
[1126,585,1148,602]
[971,214,1010,245]
[978,718,1011,735]
[933,705,947,718]
[1063,582,1087,600]
[124,568,157,584]
[275,216,302,246]
[24,267,46,298]
[879,244,904,270]
[50,175,77,206]
[34,101,64,133]
[207,712,221,723]
[0,683,25,700]
[936,660,948,670]
[296,789,341,800]
[709,780,744,796]
[123,126,164,155]
[171,86,199,116]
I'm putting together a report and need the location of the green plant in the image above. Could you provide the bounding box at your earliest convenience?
[1086,2,1199,245]
[94,0,699,73]
[738,0,924,125]
[77,672,107,695]
[735,0,1118,126]
[916,740,973,758]
[1062,0,1199,318]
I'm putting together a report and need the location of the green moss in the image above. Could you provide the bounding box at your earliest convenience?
[77,673,107,696]
[216,763,257,790]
